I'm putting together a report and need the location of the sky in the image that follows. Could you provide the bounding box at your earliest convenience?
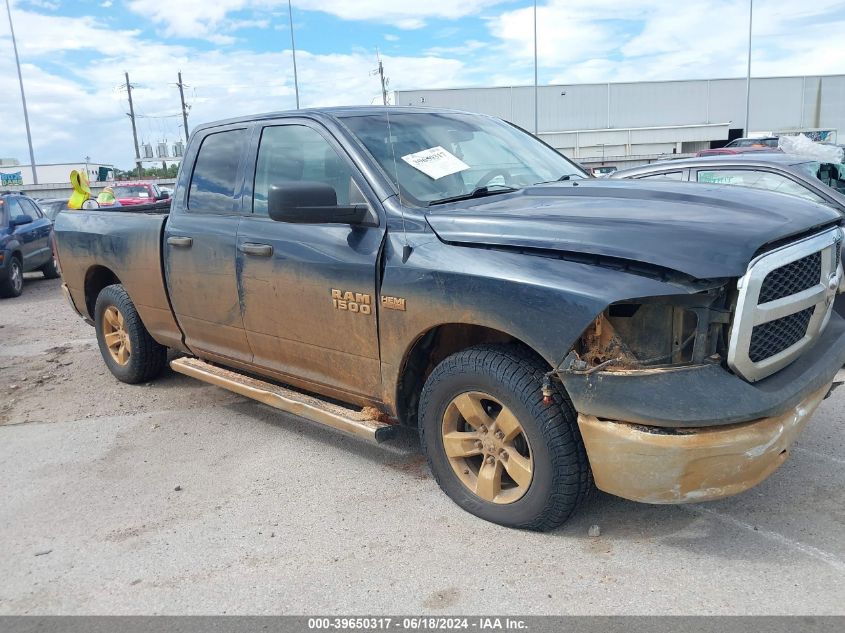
[1,0,845,170]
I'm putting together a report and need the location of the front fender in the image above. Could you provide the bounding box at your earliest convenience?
[378,232,702,409]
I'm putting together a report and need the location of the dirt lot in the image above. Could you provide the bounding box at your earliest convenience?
[2,275,845,614]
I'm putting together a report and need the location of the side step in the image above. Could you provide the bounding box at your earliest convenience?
[170,357,398,443]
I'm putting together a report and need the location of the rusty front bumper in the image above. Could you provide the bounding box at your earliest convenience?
[577,382,831,504]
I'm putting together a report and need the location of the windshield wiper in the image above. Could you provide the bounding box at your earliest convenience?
[428,185,519,206]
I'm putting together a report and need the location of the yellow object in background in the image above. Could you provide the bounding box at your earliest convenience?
[96,187,117,206]
[67,170,92,209]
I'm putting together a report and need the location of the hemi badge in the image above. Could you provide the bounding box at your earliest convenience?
[381,295,406,311]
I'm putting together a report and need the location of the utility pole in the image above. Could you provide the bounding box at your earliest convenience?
[6,0,37,184]
[376,54,389,106]
[744,0,753,136]
[177,71,190,143]
[287,0,300,108]
[124,72,142,180]
[533,0,538,136]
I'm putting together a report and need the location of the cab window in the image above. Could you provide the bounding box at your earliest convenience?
[188,128,247,213]
[253,125,356,216]
[696,169,825,203]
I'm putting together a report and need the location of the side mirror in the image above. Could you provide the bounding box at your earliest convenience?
[158,192,171,200]
[268,182,368,225]
[10,214,33,227]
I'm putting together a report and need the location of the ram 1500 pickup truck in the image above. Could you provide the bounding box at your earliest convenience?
[54,107,845,530]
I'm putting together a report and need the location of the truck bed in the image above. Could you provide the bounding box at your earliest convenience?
[53,207,184,349]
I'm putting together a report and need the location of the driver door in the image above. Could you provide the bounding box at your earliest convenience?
[236,120,386,399]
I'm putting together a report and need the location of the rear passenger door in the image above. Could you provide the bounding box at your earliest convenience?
[164,125,254,364]
[236,119,386,399]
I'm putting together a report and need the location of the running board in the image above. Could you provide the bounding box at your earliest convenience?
[170,357,397,443]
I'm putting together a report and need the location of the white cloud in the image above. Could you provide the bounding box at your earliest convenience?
[2,0,845,172]
[125,0,507,39]
[0,8,466,167]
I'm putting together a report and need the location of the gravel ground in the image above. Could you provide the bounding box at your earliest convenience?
[2,275,845,615]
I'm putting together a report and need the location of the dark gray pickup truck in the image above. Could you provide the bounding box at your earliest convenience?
[54,107,845,530]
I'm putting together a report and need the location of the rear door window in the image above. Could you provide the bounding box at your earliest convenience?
[188,128,247,213]
[696,169,826,203]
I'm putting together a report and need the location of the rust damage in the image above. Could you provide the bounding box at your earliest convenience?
[577,382,831,504]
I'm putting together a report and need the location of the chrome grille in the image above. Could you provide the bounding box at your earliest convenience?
[748,307,814,362]
[728,228,843,382]
[758,252,821,303]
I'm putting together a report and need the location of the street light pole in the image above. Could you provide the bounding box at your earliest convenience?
[533,0,538,136]
[5,0,37,184]
[287,0,300,109]
[744,0,753,135]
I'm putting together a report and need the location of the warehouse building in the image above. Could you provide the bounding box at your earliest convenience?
[394,74,845,167]
[0,159,114,187]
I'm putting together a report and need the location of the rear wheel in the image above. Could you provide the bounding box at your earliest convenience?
[419,344,592,531]
[94,284,167,383]
[0,256,24,298]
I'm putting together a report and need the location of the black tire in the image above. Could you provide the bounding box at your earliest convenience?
[0,255,24,298]
[419,344,592,531]
[41,255,61,279]
[94,284,167,384]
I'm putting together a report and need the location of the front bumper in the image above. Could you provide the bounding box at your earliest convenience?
[578,382,831,503]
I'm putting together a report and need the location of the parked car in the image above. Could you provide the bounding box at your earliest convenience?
[587,165,618,177]
[1,192,59,298]
[696,137,780,156]
[54,107,845,530]
[613,153,845,317]
[35,198,68,221]
[612,153,845,203]
[112,182,171,206]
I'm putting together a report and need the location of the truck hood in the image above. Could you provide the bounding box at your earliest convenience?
[425,180,841,279]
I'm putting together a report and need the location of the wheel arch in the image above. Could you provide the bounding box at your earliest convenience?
[394,322,548,427]
[84,265,122,319]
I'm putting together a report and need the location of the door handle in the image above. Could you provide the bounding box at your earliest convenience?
[239,243,273,257]
[167,236,193,247]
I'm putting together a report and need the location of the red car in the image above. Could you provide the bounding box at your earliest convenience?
[111,182,170,206]
[696,137,780,157]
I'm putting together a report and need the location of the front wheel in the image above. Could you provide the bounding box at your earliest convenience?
[94,284,167,384]
[419,344,591,531]
[0,256,24,298]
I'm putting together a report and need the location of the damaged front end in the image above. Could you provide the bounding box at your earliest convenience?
[563,282,733,375]
[553,246,845,504]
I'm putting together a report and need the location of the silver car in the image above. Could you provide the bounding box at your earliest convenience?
[612,153,845,209]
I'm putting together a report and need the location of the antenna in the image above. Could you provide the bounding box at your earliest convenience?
[383,106,411,262]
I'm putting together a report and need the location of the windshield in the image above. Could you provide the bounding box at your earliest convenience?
[340,112,586,206]
[113,185,151,199]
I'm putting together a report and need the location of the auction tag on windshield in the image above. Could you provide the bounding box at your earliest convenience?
[401,146,470,180]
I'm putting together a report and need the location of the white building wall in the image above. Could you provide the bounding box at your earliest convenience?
[0,162,114,187]
[396,74,845,160]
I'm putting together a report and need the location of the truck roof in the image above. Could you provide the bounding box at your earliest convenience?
[193,105,481,133]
